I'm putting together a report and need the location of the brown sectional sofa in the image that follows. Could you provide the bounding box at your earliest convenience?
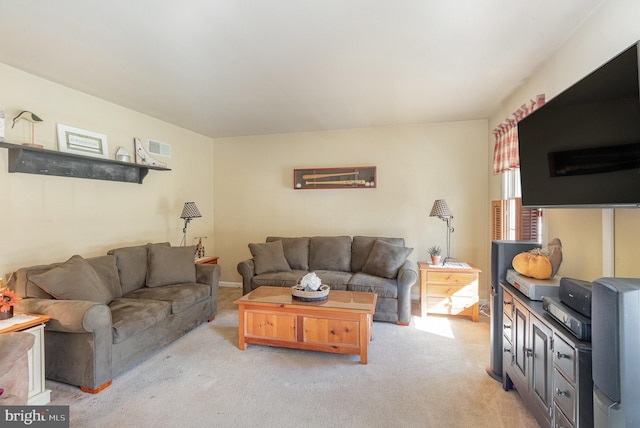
[237,236,417,325]
[8,242,220,393]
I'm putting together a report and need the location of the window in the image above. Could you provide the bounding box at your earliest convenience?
[491,95,545,243]
[492,169,541,242]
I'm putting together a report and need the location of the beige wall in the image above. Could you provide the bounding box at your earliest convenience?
[3,0,638,301]
[488,0,640,281]
[213,121,491,296]
[0,64,215,276]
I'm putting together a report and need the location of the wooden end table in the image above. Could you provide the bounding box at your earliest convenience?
[195,256,219,265]
[234,286,377,364]
[418,262,481,322]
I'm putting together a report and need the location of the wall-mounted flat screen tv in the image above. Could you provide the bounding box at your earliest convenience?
[518,41,640,208]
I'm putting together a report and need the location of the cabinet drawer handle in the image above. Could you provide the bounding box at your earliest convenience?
[555,388,570,397]
[556,352,571,360]
[503,348,511,353]
[524,347,533,357]
[503,301,512,306]
[503,324,511,329]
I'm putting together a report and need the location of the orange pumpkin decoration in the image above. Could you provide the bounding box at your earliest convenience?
[512,238,563,280]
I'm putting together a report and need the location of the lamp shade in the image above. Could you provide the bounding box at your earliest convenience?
[180,202,202,219]
[429,199,451,218]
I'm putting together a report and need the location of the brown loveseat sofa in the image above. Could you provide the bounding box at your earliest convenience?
[237,236,417,325]
[8,242,220,393]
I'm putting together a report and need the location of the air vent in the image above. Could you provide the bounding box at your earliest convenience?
[148,139,171,158]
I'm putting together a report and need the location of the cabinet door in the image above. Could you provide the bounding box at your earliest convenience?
[512,300,529,389]
[513,301,528,376]
[244,311,296,341]
[530,315,553,422]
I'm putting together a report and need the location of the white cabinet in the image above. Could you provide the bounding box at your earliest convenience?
[24,322,51,405]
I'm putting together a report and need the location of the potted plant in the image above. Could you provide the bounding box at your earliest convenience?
[0,274,21,320]
[428,245,442,265]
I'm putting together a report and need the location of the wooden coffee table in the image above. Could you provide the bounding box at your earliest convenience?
[234,286,377,364]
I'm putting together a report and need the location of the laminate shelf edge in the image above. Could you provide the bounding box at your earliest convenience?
[0,140,170,183]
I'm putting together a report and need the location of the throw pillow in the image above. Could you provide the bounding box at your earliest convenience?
[361,240,413,279]
[146,244,197,287]
[266,237,310,271]
[249,240,292,275]
[29,255,114,304]
[351,236,405,272]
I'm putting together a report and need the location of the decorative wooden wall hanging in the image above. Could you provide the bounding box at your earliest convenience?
[294,166,376,189]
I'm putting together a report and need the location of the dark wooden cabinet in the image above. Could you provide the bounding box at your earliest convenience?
[0,141,169,183]
[501,283,593,428]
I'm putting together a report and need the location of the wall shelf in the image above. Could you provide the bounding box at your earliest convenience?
[0,141,170,183]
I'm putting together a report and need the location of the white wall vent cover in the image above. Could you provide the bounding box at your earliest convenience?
[148,139,172,158]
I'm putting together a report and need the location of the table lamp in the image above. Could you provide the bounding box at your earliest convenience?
[429,199,454,263]
[180,202,201,246]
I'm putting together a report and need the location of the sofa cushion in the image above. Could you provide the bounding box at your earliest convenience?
[362,240,413,279]
[251,270,307,289]
[314,270,352,291]
[124,283,210,314]
[29,255,114,304]
[348,272,399,298]
[146,244,197,288]
[109,298,171,344]
[351,236,405,273]
[249,240,292,275]
[107,245,149,295]
[87,255,123,299]
[309,236,352,272]
[266,237,310,271]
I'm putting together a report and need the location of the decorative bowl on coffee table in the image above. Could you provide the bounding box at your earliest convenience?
[291,284,330,302]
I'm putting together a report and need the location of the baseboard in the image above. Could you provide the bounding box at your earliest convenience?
[219,281,241,288]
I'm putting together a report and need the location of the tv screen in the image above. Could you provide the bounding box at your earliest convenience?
[518,41,640,208]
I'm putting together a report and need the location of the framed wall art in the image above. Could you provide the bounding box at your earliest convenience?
[57,124,109,159]
[294,166,376,189]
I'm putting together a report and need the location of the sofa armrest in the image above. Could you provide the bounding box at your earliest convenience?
[196,264,221,319]
[15,297,114,391]
[15,298,111,334]
[196,263,221,288]
[396,260,418,324]
[397,260,418,289]
[237,259,255,295]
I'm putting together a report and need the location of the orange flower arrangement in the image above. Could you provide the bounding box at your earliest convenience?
[0,288,21,312]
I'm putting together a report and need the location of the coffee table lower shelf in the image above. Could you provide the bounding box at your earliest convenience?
[234,287,377,364]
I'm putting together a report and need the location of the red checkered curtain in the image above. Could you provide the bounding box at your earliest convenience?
[492,94,545,174]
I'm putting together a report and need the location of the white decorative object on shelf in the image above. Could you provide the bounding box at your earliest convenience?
[134,137,167,168]
[115,146,131,162]
[57,123,108,159]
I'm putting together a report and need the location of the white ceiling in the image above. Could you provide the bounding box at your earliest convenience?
[0,1,604,138]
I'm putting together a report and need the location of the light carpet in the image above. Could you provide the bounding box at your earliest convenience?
[47,287,539,427]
